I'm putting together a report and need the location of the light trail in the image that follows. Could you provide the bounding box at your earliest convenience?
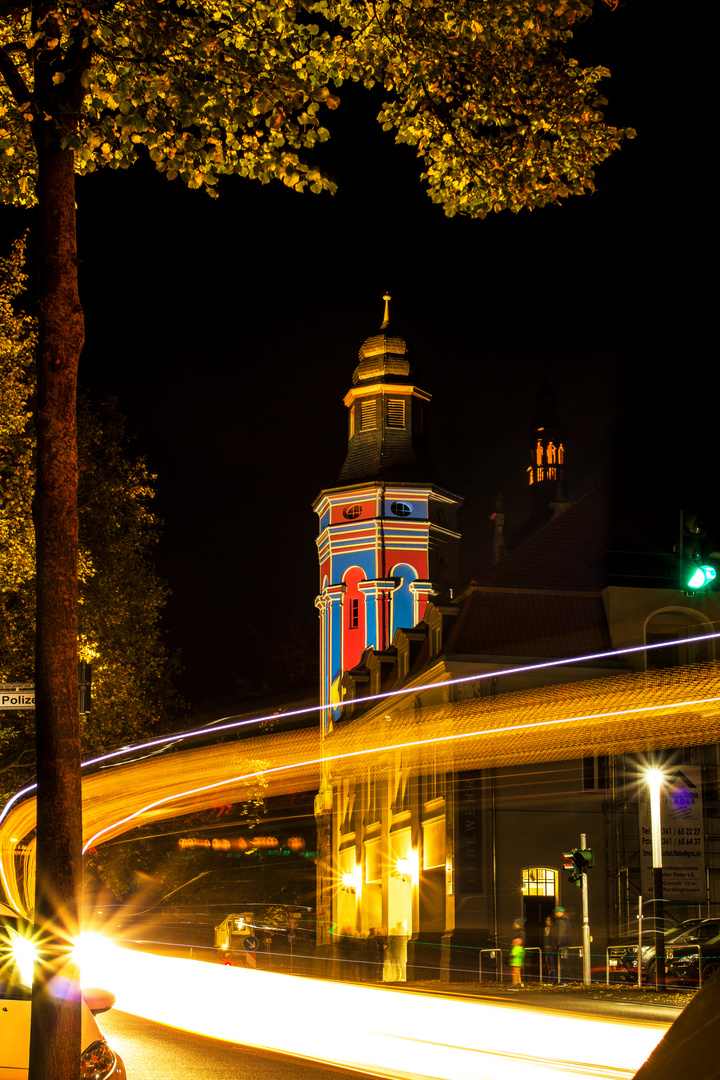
[85,944,667,1080]
[3,628,718,830]
[82,689,720,854]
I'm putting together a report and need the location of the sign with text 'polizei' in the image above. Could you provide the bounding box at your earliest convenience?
[0,685,35,710]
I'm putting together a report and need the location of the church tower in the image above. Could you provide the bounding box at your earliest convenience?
[527,382,570,521]
[313,297,462,725]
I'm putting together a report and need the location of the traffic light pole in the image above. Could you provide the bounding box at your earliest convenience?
[580,833,591,986]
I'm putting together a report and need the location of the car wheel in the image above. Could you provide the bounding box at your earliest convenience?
[702,961,720,983]
[645,960,656,983]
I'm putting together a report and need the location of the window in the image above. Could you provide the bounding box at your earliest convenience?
[522,868,557,897]
[547,442,556,464]
[583,755,609,790]
[390,502,412,517]
[536,440,543,466]
[349,597,359,629]
[423,819,445,870]
[558,444,565,464]
[349,406,355,438]
[387,398,405,428]
[360,400,376,430]
[343,504,362,520]
[365,839,382,883]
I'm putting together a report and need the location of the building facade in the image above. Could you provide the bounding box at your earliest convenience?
[314,306,720,979]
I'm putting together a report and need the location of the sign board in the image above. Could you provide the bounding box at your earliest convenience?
[639,767,705,900]
[287,932,297,945]
[0,685,35,710]
[243,935,259,952]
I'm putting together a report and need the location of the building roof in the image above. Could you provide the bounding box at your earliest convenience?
[442,590,612,659]
[469,490,679,593]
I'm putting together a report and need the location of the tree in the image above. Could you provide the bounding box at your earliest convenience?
[0,2,632,1075]
[0,243,178,804]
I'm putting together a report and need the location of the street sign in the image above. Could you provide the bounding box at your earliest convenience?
[287,931,297,945]
[0,685,35,710]
[243,935,259,952]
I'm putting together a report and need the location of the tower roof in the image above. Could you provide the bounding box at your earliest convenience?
[351,294,415,386]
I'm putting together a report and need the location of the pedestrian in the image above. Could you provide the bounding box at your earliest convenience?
[550,906,571,983]
[374,926,388,981]
[385,922,408,982]
[509,936,525,989]
[542,915,554,981]
[512,916,526,944]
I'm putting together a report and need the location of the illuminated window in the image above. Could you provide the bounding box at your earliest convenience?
[558,444,564,464]
[536,440,543,466]
[522,868,557,897]
[423,819,445,870]
[349,598,359,629]
[387,398,405,428]
[390,502,412,517]
[548,467,556,480]
[537,467,544,482]
[547,442,556,464]
[361,400,376,430]
[349,406,355,438]
[527,467,534,486]
[343,504,362,520]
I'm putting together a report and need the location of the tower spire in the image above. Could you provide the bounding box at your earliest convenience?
[381,292,391,330]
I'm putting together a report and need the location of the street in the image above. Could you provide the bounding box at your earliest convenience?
[98,1011,379,1080]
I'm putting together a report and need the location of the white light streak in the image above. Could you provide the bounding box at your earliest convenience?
[92,944,666,1080]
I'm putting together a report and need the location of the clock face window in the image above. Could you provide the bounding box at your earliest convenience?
[344,504,362,520]
[390,502,412,517]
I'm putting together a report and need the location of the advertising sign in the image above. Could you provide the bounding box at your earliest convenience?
[639,767,704,900]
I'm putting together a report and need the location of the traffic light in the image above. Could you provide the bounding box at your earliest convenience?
[562,848,594,887]
[679,510,718,594]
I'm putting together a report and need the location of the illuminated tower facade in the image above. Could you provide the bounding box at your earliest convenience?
[526,382,568,522]
[313,298,462,725]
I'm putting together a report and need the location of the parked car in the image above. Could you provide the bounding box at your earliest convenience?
[0,903,126,1079]
[609,918,706,983]
[665,919,720,986]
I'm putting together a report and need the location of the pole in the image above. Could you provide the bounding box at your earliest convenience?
[647,772,666,989]
[637,896,643,990]
[581,833,591,985]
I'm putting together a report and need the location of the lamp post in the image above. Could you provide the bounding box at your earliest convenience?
[646,768,666,989]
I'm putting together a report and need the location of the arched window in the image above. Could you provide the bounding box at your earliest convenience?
[547,442,556,464]
[536,440,544,466]
[522,868,557,897]
[645,609,714,670]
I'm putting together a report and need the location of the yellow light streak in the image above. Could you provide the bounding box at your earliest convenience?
[82,689,720,855]
[90,944,666,1080]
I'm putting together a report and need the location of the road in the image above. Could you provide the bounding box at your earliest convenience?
[99,1010,379,1080]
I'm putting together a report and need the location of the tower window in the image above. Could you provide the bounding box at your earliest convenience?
[360,400,376,430]
[349,406,355,438]
[343,504,362,520]
[547,442,556,464]
[536,440,543,466]
[558,444,565,464]
[349,598,360,629]
[386,399,405,428]
[390,502,412,517]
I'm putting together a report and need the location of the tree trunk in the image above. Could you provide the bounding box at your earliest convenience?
[28,122,85,1080]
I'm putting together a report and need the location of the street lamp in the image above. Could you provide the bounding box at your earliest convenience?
[645,768,666,989]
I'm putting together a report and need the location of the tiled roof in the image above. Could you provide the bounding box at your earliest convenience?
[470,490,678,592]
[442,590,612,659]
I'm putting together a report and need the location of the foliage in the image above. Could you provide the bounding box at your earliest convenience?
[0,0,633,216]
[0,242,179,802]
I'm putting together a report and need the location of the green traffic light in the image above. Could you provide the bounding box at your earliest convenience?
[688,565,717,589]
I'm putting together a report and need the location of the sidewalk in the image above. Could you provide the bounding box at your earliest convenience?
[389,978,691,1024]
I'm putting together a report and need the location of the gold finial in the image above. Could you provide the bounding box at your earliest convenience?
[381,292,391,330]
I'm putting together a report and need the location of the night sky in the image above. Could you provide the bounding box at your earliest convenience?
[0,4,712,710]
